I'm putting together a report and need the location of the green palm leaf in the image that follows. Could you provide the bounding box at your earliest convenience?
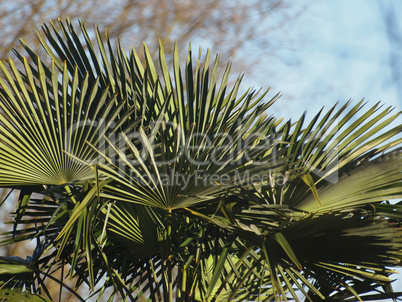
[0,57,130,186]
[0,290,52,302]
[296,149,401,212]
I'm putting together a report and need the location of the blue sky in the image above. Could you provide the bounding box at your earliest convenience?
[243,0,402,125]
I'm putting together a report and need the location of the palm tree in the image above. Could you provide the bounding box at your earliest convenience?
[0,19,401,301]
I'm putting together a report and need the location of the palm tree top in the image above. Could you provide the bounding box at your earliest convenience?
[0,19,401,301]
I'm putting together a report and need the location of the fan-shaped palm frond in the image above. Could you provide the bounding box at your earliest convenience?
[0,19,401,301]
[0,57,132,186]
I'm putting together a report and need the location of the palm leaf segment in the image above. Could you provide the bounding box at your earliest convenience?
[0,54,132,186]
[0,19,401,301]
